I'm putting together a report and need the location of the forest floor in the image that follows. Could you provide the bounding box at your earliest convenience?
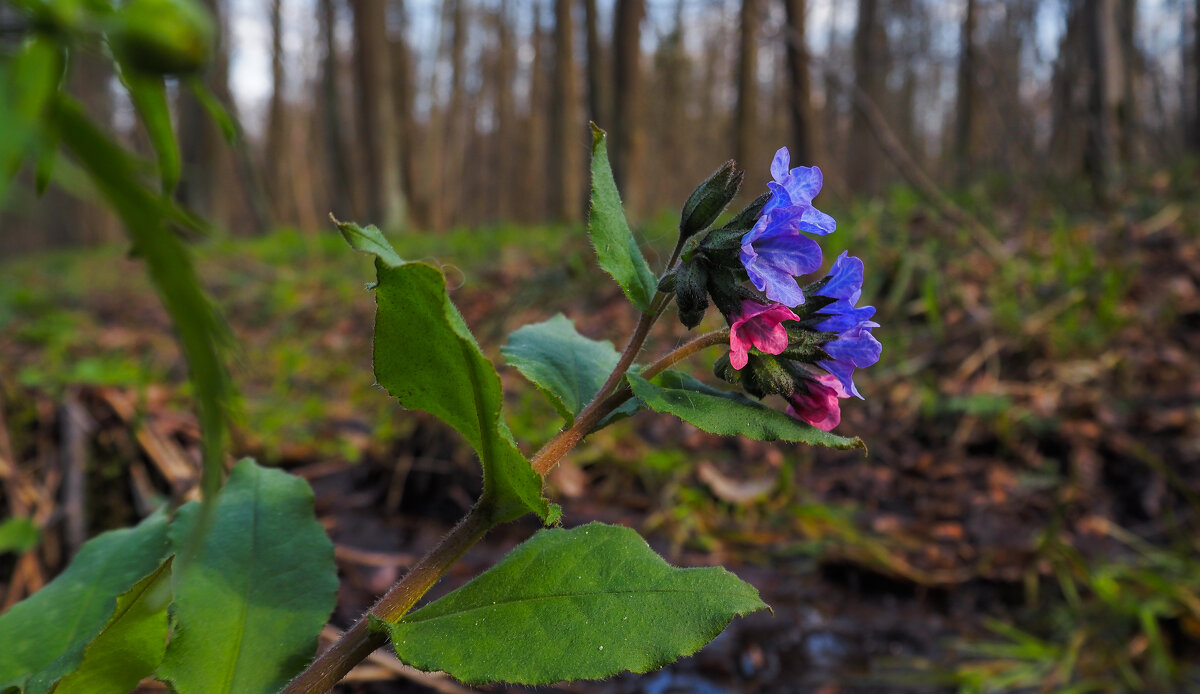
[2,171,1200,693]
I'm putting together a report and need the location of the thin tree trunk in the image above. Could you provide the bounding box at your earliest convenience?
[783,0,815,165]
[550,0,583,221]
[1084,0,1120,202]
[266,0,294,225]
[612,0,644,214]
[955,0,979,183]
[1193,0,1200,151]
[319,0,356,218]
[441,0,467,229]
[494,1,515,220]
[352,0,407,230]
[582,0,607,127]
[734,0,758,167]
[390,0,415,215]
[849,0,886,192]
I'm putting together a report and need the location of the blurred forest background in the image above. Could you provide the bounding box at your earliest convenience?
[2,0,1200,692]
[2,0,1198,248]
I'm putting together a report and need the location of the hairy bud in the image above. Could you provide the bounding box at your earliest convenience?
[674,260,709,329]
[679,161,743,240]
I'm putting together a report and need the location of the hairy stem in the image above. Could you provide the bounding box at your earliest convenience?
[281,504,493,694]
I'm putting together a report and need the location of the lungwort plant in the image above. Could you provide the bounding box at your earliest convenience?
[1,5,881,682]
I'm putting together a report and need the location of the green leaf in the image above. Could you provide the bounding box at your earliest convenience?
[120,71,181,193]
[159,459,337,694]
[53,559,173,694]
[337,219,550,524]
[335,218,403,268]
[627,373,866,451]
[0,510,170,694]
[0,36,63,204]
[185,77,238,142]
[500,313,634,425]
[53,96,233,500]
[376,522,767,685]
[0,517,39,554]
[588,124,658,312]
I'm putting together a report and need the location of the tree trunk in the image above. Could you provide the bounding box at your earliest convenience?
[783,0,815,165]
[954,0,979,183]
[265,0,294,225]
[1083,0,1120,201]
[550,0,583,221]
[1193,0,1200,151]
[734,0,758,167]
[318,0,356,218]
[849,0,886,193]
[612,0,644,214]
[582,0,607,128]
[352,0,407,230]
[390,0,415,214]
[440,0,467,229]
[493,1,516,220]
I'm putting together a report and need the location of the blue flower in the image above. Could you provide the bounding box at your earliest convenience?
[738,147,838,307]
[762,147,836,236]
[812,252,881,399]
[739,206,822,306]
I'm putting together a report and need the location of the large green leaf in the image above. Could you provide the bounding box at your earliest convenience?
[588,124,658,312]
[54,559,173,694]
[627,373,866,451]
[158,459,337,694]
[0,510,170,694]
[500,313,637,425]
[53,96,233,500]
[376,522,767,685]
[337,220,550,524]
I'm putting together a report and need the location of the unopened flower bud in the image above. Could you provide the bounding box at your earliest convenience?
[679,161,743,239]
[674,260,709,329]
[111,0,215,75]
[713,354,741,386]
[716,192,770,234]
[744,355,795,398]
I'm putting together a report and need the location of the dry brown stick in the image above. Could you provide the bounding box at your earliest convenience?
[60,389,93,554]
[97,388,198,497]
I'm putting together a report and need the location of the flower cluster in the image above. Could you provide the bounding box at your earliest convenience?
[669,147,881,431]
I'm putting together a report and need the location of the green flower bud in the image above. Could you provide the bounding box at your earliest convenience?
[717,191,771,233]
[679,160,742,239]
[743,354,795,399]
[111,0,215,75]
[674,259,709,329]
[713,353,741,386]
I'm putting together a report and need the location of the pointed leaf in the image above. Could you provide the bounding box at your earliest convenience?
[501,314,636,424]
[337,220,550,524]
[0,510,170,694]
[0,36,63,205]
[120,71,181,193]
[53,559,173,694]
[588,124,658,311]
[376,522,767,685]
[54,96,234,500]
[158,459,337,694]
[627,374,865,451]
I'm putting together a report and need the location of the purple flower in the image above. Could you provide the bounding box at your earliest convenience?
[740,206,822,306]
[762,147,836,236]
[812,252,881,399]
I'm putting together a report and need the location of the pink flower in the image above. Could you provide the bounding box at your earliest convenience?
[786,374,848,431]
[729,300,799,370]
